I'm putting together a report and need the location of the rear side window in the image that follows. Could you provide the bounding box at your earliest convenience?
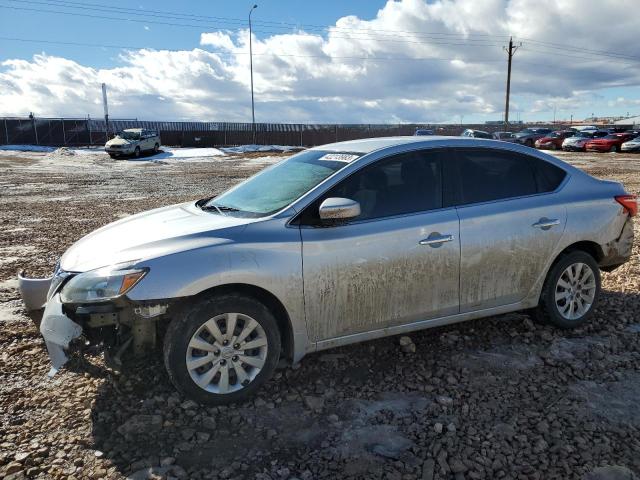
[447,149,566,206]
[449,149,537,205]
[531,157,566,193]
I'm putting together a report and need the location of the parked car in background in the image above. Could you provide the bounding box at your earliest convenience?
[19,136,636,404]
[414,129,435,136]
[513,128,554,147]
[562,131,595,152]
[492,131,517,142]
[105,128,161,158]
[621,136,640,152]
[574,125,599,133]
[585,133,635,153]
[461,129,492,139]
[562,130,610,152]
[535,130,575,150]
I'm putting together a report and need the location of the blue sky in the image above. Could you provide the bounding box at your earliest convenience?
[1,0,639,123]
[0,0,381,67]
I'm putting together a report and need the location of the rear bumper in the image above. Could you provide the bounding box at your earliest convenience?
[599,217,634,271]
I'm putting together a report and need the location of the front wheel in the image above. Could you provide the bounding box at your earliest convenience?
[133,146,141,158]
[535,251,601,328]
[163,294,281,405]
[153,143,159,153]
[610,145,619,153]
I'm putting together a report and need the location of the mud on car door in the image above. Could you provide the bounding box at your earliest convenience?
[298,149,460,342]
[447,148,567,311]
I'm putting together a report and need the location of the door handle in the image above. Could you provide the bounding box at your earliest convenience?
[532,218,560,230]
[419,233,454,247]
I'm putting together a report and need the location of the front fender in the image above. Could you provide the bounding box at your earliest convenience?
[126,218,310,361]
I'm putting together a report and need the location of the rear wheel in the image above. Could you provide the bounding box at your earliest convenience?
[550,143,557,150]
[525,139,534,147]
[535,251,600,328]
[610,145,619,153]
[133,146,140,158]
[163,294,281,405]
[153,143,159,153]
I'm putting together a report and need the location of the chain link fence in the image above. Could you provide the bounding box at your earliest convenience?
[1,116,567,148]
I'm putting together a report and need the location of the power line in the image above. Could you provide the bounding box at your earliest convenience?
[0,3,508,48]
[4,0,639,64]
[6,0,512,41]
[0,36,510,62]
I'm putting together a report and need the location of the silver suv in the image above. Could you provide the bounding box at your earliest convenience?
[19,137,635,404]
[105,128,161,158]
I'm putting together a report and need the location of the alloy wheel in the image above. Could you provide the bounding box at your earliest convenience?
[555,262,596,320]
[186,313,268,394]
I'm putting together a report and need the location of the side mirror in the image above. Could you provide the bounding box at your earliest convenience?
[318,197,361,222]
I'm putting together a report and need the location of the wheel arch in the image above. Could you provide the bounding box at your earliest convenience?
[185,283,295,363]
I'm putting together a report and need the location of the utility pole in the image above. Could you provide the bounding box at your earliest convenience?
[249,4,258,145]
[102,83,110,141]
[503,36,520,129]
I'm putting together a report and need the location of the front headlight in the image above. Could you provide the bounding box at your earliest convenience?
[60,266,148,303]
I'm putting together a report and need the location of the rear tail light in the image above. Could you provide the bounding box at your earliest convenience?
[615,195,638,217]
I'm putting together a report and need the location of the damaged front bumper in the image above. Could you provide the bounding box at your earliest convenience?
[19,270,169,376]
[18,273,84,375]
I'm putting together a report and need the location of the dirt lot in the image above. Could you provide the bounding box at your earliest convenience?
[0,147,639,480]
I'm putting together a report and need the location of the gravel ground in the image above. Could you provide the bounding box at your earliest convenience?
[0,147,639,480]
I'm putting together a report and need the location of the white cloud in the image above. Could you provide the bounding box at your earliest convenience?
[1,0,640,122]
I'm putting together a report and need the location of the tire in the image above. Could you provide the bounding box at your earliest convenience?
[525,139,534,147]
[109,154,117,159]
[534,251,601,329]
[550,143,557,150]
[610,145,619,153]
[133,146,140,158]
[153,143,159,153]
[163,294,281,405]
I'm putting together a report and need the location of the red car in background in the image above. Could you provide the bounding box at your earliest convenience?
[534,130,575,150]
[585,133,635,153]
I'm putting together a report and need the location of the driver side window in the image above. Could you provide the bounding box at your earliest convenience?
[299,149,445,225]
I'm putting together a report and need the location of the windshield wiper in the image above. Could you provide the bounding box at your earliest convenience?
[200,203,240,215]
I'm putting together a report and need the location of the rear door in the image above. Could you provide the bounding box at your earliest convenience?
[447,148,567,312]
[298,149,460,342]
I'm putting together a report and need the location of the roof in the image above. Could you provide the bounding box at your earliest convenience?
[309,135,512,154]
[310,136,452,153]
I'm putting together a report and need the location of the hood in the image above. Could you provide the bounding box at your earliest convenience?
[106,137,135,146]
[624,139,640,145]
[60,202,256,272]
[564,136,588,144]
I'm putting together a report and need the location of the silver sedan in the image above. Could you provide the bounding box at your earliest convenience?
[19,137,636,404]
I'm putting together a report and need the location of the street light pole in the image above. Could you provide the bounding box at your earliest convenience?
[249,4,258,145]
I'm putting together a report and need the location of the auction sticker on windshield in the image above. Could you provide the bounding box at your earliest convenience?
[318,153,360,162]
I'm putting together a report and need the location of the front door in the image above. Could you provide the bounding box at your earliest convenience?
[298,149,460,342]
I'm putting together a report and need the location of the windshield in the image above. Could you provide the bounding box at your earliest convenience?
[118,131,140,140]
[515,129,533,136]
[604,135,621,140]
[205,150,358,217]
[573,132,592,138]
